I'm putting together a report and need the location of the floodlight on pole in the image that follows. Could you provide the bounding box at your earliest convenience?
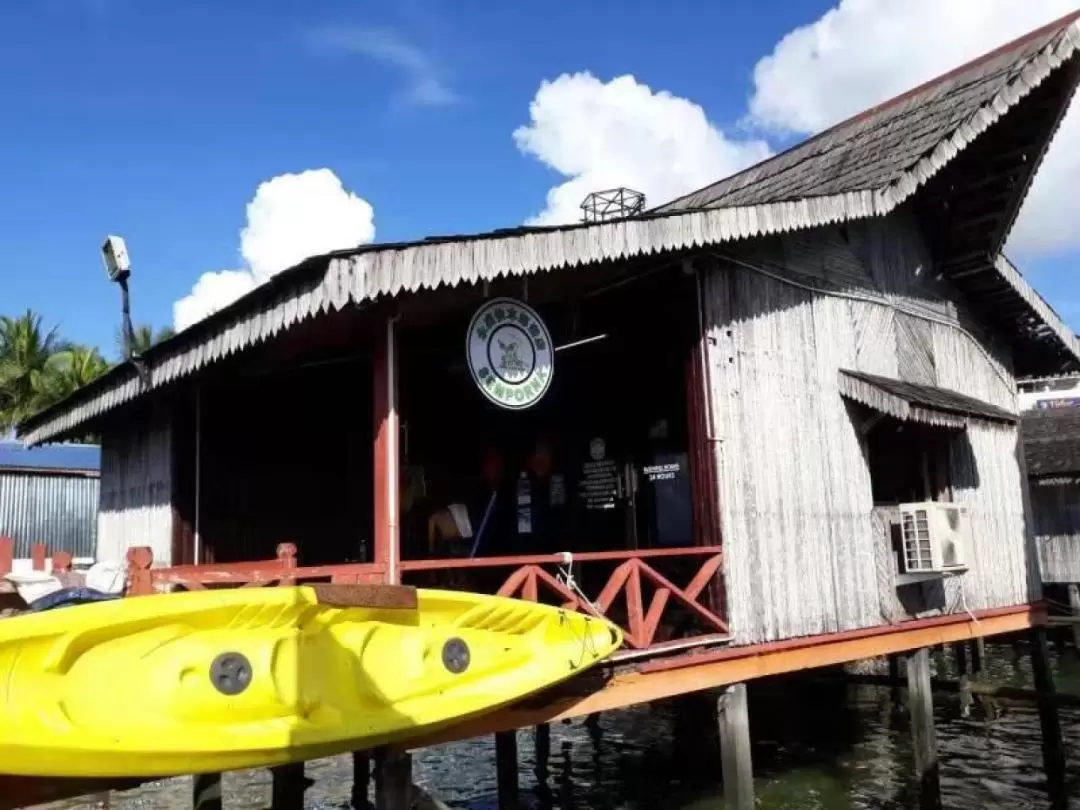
[101,234,148,387]
[101,235,131,282]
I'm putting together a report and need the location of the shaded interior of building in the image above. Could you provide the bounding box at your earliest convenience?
[160,257,715,613]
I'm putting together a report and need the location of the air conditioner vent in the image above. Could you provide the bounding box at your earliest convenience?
[898,502,971,576]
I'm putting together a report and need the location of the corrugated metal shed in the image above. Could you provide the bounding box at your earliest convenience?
[0,441,100,559]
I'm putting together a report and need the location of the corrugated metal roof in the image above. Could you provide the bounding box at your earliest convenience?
[1022,407,1080,478]
[0,441,100,474]
[0,472,99,558]
[838,369,1017,428]
[14,13,1080,446]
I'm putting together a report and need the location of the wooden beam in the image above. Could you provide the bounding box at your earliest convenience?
[1067,584,1080,650]
[717,684,754,810]
[374,748,412,810]
[373,315,401,585]
[401,606,1040,749]
[1029,629,1068,810]
[352,752,371,810]
[270,763,307,810]
[0,536,12,576]
[494,731,519,809]
[906,649,941,810]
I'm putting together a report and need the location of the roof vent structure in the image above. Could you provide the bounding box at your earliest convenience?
[580,188,645,223]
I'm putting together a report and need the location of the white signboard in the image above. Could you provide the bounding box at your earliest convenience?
[466,297,554,410]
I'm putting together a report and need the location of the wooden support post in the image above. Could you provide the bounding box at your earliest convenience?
[52,551,72,576]
[716,683,754,810]
[270,763,307,810]
[1068,584,1080,652]
[30,543,46,571]
[905,648,941,810]
[1029,628,1068,810]
[969,637,985,677]
[533,723,551,785]
[192,773,222,810]
[0,537,12,575]
[373,316,401,585]
[277,542,298,586]
[951,642,967,677]
[352,752,371,810]
[125,547,155,595]
[887,654,904,716]
[374,748,411,810]
[495,731,519,809]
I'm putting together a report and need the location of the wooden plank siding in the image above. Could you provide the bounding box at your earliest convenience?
[701,213,1034,645]
[1033,482,1080,583]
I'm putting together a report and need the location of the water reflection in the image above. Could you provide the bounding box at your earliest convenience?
[39,638,1080,809]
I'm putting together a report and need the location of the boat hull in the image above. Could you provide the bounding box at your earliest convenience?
[0,584,621,777]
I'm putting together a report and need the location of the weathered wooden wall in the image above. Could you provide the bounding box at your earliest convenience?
[1032,481,1080,583]
[97,410,174,566]
[701,210,1034,645]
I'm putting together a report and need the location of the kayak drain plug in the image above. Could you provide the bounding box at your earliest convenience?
[210,652,253,696]
[441,637,470,674]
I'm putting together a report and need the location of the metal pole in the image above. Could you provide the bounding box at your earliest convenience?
[194,387,202,565]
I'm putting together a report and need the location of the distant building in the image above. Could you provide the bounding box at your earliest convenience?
[0,440,100,568]
[1020,376,1080,585]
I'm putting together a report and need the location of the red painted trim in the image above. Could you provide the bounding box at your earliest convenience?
[0,537,12,575]
[640,604,1043,674]
[400,546,723,571]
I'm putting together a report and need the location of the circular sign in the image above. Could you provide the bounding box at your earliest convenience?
[466,297,554,410]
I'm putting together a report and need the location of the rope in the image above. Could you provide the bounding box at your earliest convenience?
[555,551,602,613]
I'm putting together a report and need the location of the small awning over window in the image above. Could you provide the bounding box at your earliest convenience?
[838,369,1017,429]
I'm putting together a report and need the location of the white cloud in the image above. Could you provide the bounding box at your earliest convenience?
[513,72,772,226]
[172,270,257,335]
[309,27,457,107]
[746,0,1080,256]
[173,169,375,331]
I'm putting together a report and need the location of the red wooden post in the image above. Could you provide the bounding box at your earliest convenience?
[30,543,46,572]
[277,542,298,586]
[52,551,73,576]
[373,315,401,585]
[0,537,12,576]
[125,547,155,596]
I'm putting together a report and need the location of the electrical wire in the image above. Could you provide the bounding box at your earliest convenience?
[709,251,1017,396]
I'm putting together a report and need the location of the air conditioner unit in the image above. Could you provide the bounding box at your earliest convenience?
[898,502,971,575]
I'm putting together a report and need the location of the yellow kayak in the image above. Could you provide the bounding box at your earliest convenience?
[0,584,621,778]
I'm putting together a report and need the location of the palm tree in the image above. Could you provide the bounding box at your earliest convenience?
[117,323,175,359]
[34,345,111,404]
[0,310,67,433]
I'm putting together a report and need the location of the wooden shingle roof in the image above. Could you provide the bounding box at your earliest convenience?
[655,11,1080,216]
[1023,407,1080,478]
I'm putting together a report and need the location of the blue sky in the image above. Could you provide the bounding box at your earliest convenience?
[2,0,1076,356]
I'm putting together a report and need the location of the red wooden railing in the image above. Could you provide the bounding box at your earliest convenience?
[0,536,728,652]
[401,547,726,649]
[0,538,73,577]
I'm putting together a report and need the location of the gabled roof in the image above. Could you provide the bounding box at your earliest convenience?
[1023,407,1080,478]
[655,10,1080,218]
[15,11,1080,446]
